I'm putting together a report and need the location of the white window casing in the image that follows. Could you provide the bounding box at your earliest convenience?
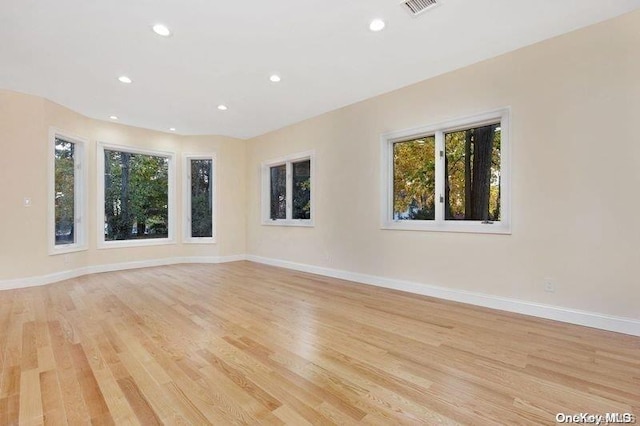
[261,150,315,227]
[183,153,216,243]
[381,108,511,234]
[48,128,89,255]
[96,142,177,248]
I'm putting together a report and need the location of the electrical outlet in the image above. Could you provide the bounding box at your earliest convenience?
[23,197,32,207]
[544,280,555,293]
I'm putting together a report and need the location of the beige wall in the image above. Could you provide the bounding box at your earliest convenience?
[0,91,246,280]
[1,11,638,321]
[245,11,640,319]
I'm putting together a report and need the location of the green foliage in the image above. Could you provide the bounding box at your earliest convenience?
[270,165,287,219]
[54,139,75,243]
[410,204,435,220]
[444,130,467,218]
[393,124,501,222]
[292,160,311,220]
[191,159,212,238]
[490,129,501,220]
[445,126,501,221]
[104,150,169,240]
[393,137,436,219]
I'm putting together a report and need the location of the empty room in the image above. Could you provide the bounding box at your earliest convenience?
[1,0,639,424]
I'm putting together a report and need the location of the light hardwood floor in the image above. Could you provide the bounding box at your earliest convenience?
[0,261,638,425]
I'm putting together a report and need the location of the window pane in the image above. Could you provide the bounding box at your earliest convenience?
[270,165,287,219]
[55,138,75,245]
[393,136,436,220]
[292,160,311,220]
[104,150,169,241]
[190,159,213,238]
[444,123,501,221]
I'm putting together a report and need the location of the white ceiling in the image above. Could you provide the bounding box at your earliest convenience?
[1,0,639,139]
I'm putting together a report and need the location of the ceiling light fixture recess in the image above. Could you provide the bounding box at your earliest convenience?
[217,105,228,111]
[109,115,118,120]
[152,24,172,37]
[169,127,176,131]
[369,19,385,32]
[118,75,132,84]
[270,74,281,83]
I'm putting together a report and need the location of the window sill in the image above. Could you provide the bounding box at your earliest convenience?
[261,220,314,228]
[98,238,176,249]
[382,220,511,235]
[183,237,217,244]
[49,244,88,256]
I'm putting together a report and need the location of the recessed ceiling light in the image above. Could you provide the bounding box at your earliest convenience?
[270,74,281,83]
[369,19,386,32]
[118,75,132,84]
[169,127,176,132]
[217,105,228,111]
[109,115,118,120]
[152,24,171,37]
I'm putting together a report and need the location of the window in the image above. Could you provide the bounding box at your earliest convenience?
[292,160,311,220]
[262,151,314,226]
[97,143,176,247]
[270,164,287,220]
[183,154,215,242]
[48,129,87,254]
[382,109,510,233]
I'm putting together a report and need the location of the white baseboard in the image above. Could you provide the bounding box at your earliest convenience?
[246,255,640,337]
[0,255,246,291]
[2,253,637,336]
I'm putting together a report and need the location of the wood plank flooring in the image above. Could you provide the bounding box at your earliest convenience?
[0,261,638,425]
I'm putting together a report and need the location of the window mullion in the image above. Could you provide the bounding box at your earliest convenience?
[435,131,445,223]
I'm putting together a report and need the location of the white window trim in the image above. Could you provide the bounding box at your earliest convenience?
[48,128,89,255]
[261,150,315,227]
[183,153,217,244]
[97,142,177,249]
[381,108,511,234]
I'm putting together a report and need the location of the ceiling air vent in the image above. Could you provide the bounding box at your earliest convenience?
[403,0,438,16]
